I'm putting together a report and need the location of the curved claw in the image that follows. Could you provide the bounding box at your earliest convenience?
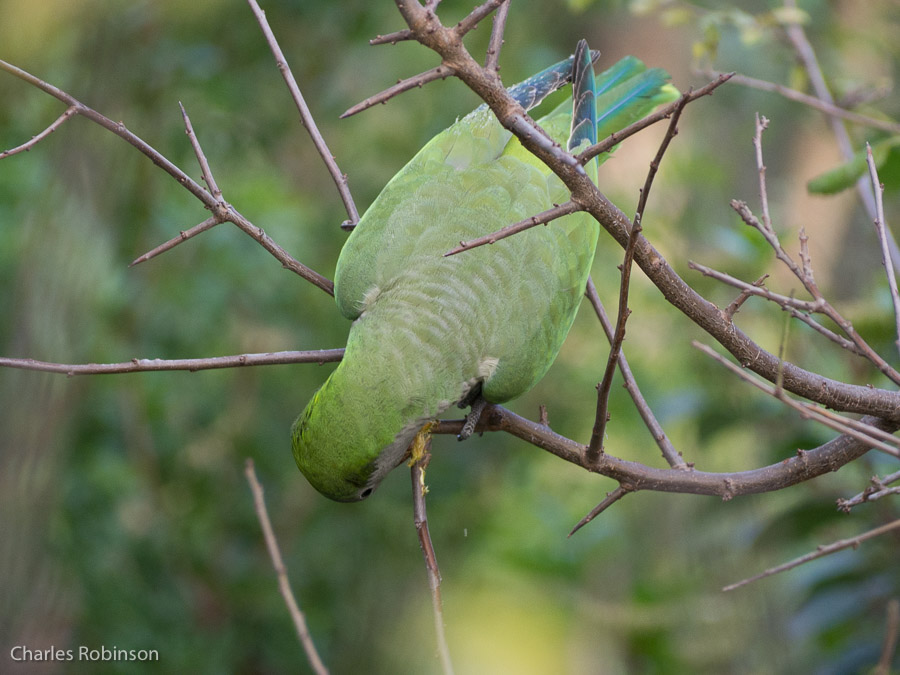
[458,396,488,441]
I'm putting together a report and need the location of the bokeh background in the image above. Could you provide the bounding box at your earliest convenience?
[1,0,899,672]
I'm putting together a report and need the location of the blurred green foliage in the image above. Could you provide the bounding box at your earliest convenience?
[1,0,899,672]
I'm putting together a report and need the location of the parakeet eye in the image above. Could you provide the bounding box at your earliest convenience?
[359,487,374,499]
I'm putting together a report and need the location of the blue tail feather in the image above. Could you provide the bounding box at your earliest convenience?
[499,47,676,162]
[595,68,673,141]
[568,40,598,151]
[593,55,646,97]
[506,47,599,112]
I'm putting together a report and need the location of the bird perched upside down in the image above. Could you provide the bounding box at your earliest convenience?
[292,42,678,501]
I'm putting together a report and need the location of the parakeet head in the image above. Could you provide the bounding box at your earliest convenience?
[291,371,420,502]
[291,387,377,502]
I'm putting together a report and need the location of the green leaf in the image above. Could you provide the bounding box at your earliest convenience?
[807,136,900,195]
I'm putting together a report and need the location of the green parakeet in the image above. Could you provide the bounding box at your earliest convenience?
[293,42,677,501]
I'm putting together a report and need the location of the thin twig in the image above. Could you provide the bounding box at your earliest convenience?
[781,305,862,356]
[876,599,900,675]
[444,201,580,256]
[689,261,822,312]
[340,65,456,119]
[0,349,344,376]
[753,113,772,232]
[0,105,77,158]
[587,96,689,464]
[454,0,504,36]
[840,486,900,512]
[484,0,510,72]
[585,277,684,468]
[866,143,900,359]
[723,517,900,592]
[722,274,768,322]
[409,434,455,675]
[246,0,359,226]
[576,73,734,164]
[244,460,329,675]
[568,485,631,536]
[774,292,792,396]
[694,342,900,459]
[179,102,224,203]
[586,239,636,464]
[729,199,801,277]
[837,469,900,512]
[130,216,219,267]
[230,210,335,294]
[370,29,414,45]
[695,68,900,135]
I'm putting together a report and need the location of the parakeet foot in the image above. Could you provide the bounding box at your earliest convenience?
[458,395,487,441]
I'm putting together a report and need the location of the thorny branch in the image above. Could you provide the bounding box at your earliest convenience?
[0,57,336,295]
[694,342,900,460]
[723,517,900,592]
[569,486,631,537]
[370,29,415,46]
[0,350,344,376]
[444,201,580,256]
[695,68,900,136]
[180,102,224,204]
[431,405,898,498]
[782,0,900,272]
[698,121,900,387]
[130,215,219,267]
[381,2,900,427]
[584,277,683,469]
[341,65,457,119]
[2,0,898,562]
[484,0,510,73]
[586,92,690,465]
[246,0,359,227]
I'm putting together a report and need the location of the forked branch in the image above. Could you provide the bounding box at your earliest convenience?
[0,58,335,295]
